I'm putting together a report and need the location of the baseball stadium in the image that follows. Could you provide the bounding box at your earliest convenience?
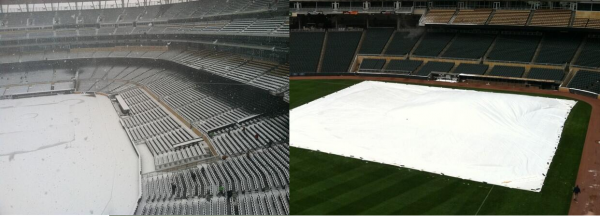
[290,0,600,214]
[0,0,289,215]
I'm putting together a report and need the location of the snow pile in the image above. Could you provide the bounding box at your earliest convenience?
[291,81,575,191]
[0,94,139,214]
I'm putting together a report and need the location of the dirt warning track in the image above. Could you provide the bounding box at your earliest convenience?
[290,75,600,215]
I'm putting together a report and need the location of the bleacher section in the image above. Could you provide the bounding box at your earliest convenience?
[320,31,362,73]
[488,10,530,26]
[529,10,572,27]
[359,59,386,71]
[573,17,600,29]
[487,34,541,62]
[211,114,288,156]
[138,144,289,215]
[359,29,395,55]
[384,32,420,56]
[290,32,325,73]
[442,33,495,59]
[452,9,492,25]
[119,88,196,146]
[412,32,455,57]
[422,10,456,24]
[488,65,525,78]
[568,70,600,94]
[414,61,454,76]
[452,63,488,75]
[526,68,565,81]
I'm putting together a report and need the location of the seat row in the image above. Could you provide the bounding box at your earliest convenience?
[142,144,289,203]
[119,88,196,149]
[139,189,288,215]
[153,143,212,172]
[212,114,288,156]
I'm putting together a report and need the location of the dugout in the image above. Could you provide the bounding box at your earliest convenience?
[448,73,562,90]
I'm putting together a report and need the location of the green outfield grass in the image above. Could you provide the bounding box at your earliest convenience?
[290,79,591,214]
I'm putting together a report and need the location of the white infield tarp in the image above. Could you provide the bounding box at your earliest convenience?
[0,94,139,214]
[290,81,576,191]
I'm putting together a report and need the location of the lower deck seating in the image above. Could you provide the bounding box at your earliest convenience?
[488,65,525,78]
[139,144,289,215]
[487,34,540,63]
[290,32,325,73]
[119,88,197,149]
[442,33,495,59]
[321,31,363,73]
[359,59,386,70]
[535,34,581,64]
[452,63,488,75]
[412,32,455,57]
[359,28,395,55]
[574,37,600,68]
[414,61,454,76]
[568,70,600,94]
[212,114,288,156]
[526,68,565,81]
[152,141,211,170]
[384,31,420,56]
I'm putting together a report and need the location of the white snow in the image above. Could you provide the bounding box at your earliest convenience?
[291,81,575,191]
[136,144,156,174]
[0,94,139,214]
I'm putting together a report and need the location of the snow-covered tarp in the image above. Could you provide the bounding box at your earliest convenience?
[291,81,576,191]
[0,94,139,214]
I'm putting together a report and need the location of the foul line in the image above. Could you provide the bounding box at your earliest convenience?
[476,185,494,215]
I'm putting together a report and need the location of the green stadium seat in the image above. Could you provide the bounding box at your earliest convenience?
[487,35,541,63]
[489,65,525,78]
[321,31,363,73]
[535,34,581,65]
[359,59,386,70]
[414,61,454,76]
[385,59,423,73]
[452,63,489,75]
[412,32,455,57]
[384,32,420,56]
[290,32,325,73]
[442,33,495,59]
[359,29,395,55]
[526,68,565,81]
[568,70,600,94]
[574,37,600,68]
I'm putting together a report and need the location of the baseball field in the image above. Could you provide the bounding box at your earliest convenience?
[290,79,592,215]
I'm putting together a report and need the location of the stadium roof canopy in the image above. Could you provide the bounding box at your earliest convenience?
[0,0,186,12]
[0,0,108,3]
